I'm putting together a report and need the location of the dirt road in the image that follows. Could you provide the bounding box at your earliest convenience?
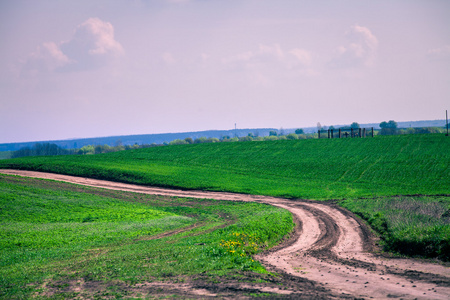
[2,169,449,299]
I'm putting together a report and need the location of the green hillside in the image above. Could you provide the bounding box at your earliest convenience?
[1,134,449,199]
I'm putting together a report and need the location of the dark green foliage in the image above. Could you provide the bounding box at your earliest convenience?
[380,120,398,135]
[12,143,75,158]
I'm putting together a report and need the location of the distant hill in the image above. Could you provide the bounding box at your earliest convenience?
[0,119,446,152]
[0,128,277,152]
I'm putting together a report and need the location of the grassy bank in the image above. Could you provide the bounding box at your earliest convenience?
[340,196,450,260]
[1,134,449,199]
[0,175,294,299]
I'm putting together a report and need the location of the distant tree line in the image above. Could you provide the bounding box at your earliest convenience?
[10,122,446,158]
[11,143,76,158]
[377,120,444,136]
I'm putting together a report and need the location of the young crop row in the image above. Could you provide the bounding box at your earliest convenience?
[1,134,449,199]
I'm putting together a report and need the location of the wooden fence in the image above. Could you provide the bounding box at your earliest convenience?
[318,128,374,139]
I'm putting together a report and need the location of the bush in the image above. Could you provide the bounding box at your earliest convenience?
[286,133,298,140]
[239,136,253,142]
[263,136,278,141]
[169,139,188,145]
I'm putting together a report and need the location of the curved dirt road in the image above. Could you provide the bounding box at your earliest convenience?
[2,169,449,299]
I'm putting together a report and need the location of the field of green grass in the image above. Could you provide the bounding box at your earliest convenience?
[0,175,293,299]
[1,134,448,199]
[0,133,449,276]
[340,196,450,260]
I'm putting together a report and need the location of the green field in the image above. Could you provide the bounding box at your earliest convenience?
[1,134,448,199]
[1,133,449,284]
[0,175,293,299]
[340,196,450,260]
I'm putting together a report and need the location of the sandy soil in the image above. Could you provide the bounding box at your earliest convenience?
[2,169,449,299]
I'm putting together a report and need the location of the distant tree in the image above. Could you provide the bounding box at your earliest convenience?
[12,143,74,158]
[264,136,279,141]
[94,145,104,154]
[169,139,188,145]
[184,137,194,144]
[248,133,254,137]
[224,137,239,142]
[239,136,253,142]
[269,130,278,136]
[194,137,207,144]
[295,128,304,134]
[78,145,95,155]
[329,126,335,130]
[286,133,298,140]
[350,122,360,129]
[205,137,220,143]
[380,120,398,135]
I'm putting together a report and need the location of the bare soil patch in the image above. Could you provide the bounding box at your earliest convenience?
[2,169,449,299]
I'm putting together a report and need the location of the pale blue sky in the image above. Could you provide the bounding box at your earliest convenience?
[1,0,449,143]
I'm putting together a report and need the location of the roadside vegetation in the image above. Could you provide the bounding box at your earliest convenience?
[340,196,450,260]
[0,174,293,299]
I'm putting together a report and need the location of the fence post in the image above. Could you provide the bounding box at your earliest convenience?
[339,128,341,138]
[318,130,320,139]
[351,128,353,138]
[371,127,374,137]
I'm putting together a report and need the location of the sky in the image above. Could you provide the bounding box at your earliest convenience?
[1,0,449,144]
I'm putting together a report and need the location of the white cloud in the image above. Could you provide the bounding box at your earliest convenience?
[24,42,71,73]
[329,25,378,68]
[60,18,124,71]
[427,45,450,61]
[23,18,123,73]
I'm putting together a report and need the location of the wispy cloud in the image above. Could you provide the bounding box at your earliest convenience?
[329,25,378,68]
[23,42,70,73]
[222,44,312,70]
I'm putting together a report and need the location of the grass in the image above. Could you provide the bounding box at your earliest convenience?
[340,196,450,260]
[0,133,449,272]
[1,134,449,199]
[0,174,294,299]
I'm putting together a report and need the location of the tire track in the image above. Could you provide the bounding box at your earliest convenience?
[1,169,449,299]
